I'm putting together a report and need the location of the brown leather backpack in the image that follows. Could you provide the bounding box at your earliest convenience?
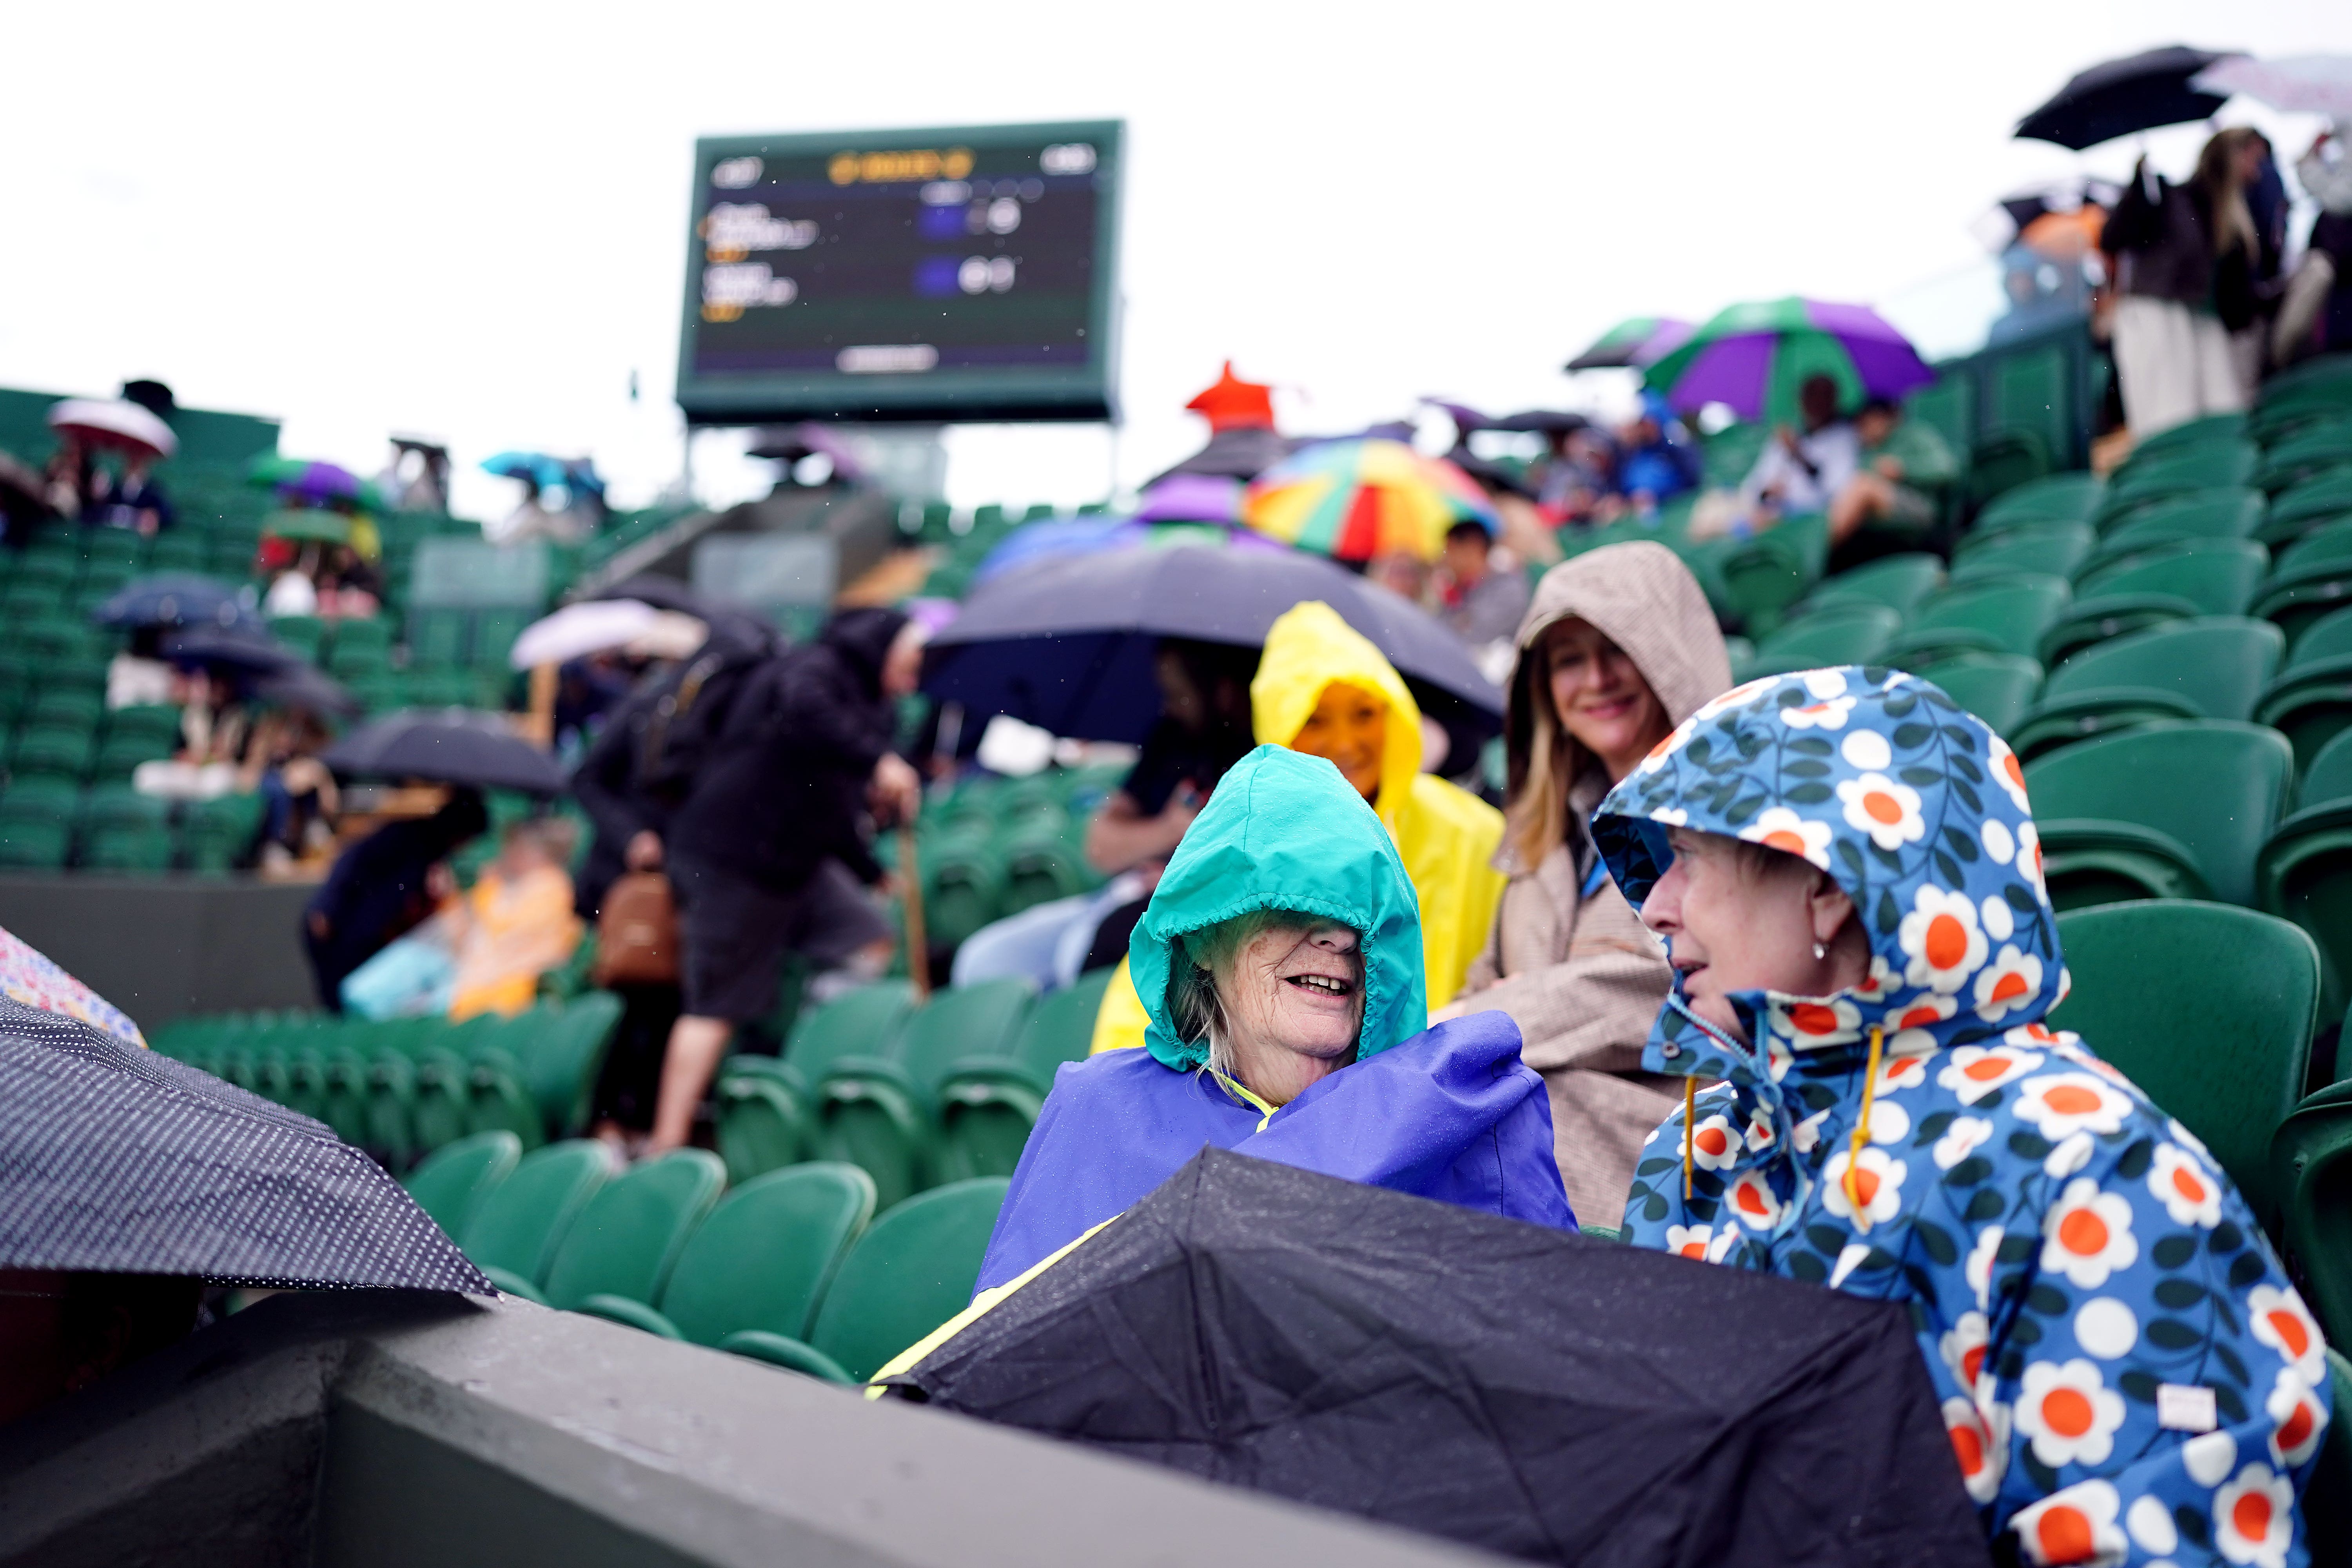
[594,871,679,986]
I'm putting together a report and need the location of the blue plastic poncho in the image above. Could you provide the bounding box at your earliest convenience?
[1594,666,2329,1568]
[974,745,1571,1293]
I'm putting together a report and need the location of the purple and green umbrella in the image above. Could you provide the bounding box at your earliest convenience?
[248,456,383,513]
[1565,316,1693,372]
[1642,298,1933,426]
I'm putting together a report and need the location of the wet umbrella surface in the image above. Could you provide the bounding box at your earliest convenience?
[322,708,566,794]
[0,999,487,1290]
[886,1148,1984,1568]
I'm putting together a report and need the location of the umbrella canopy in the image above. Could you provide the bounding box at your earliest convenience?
[247,456,382,512]
[2015,45,2240,149]
[46,398,176,460]
[2195,53,2352,119]
[322,708,566,794]
[1132,473,1243,525]
[250,663,360,719]
[1565,314,1694,371]
[0,997,488,1290]
[922,543,1504,759]
[261,507,353,545]
[483,451,603,495]
[1242,439,1497,563]
[91,574,257,633]
[509,598,661,670]
[1644,297,1933,425]
[884,1148,1984,1568]
[1143,425,1294,487]
[160,626,301,678]
[0,927,142,1046]
[1973,176,2122,258]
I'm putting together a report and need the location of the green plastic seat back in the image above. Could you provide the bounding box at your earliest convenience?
[1718,512,1829,633]
[785,980,916,1079]
[519,991,623,1138]
[921,844,1008,949]
[2074,539,2269,617]
[2053,901,2316,1221]
[1973,472,2102,532]
[2023,722,2294,907]
[1013,969,1116,1086]
[716,1061,811,1186]
[2276,520,2352,579]
[2301,730,2352,812]
[2042,617,2284,721]
[1907,574,2071,655]
[1949,521,2092,582]
[402,1131,523,1238]
[459,1139,612,1286]
[1753,603,1900,667]
[541,1147,726,1311]
[2111,441,2256,503]
[808,1177,1011,1382]
[2271,1087,2352,1353]
[2096,490,2265,556]
[2134,412,2247,459]
[1907,653,2043,740]
[1801,553,1942,614]
[2286,606,2352,672]
[658,1162,877,1346]
[899,976,1038,1091]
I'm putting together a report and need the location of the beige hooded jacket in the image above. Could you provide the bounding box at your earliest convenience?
[1455,541,1730,1226]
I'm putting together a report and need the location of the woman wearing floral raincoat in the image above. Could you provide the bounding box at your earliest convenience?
[1594,666,2329,1568]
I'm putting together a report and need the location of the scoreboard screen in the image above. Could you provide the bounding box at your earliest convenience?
[675,120,1123,425]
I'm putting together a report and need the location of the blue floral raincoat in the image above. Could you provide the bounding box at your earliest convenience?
[1593,666,2329,1568]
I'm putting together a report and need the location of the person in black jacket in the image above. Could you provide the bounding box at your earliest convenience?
[644,606,924,1154]
[300,790,488,1010]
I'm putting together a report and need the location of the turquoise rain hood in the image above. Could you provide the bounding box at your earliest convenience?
[1133,743,1428,1071]
[1593,667,2327,1564]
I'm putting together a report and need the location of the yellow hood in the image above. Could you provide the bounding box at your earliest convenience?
[1250,601,1423,830]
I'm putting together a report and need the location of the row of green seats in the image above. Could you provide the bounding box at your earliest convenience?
[406,1132,1006,1384]
[718,970,1108,1210]
[149,993,621,1170]
[0,783,259,873]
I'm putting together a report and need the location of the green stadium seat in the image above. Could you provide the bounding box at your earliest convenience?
[577,1162,876,1347]
[2258,470,2352,546]
[0,807,75,871]
[1948,521,2092,585]
[2054,900,2316,1225]
[1966,427,2051,508]
[998,831,1090,916]
[26,688,102,731]
[408,1045,474,1155]
[516,992,622,1140]
[1717,512,1829,635]
[2272,520,2352,583]
[11,722,94,784]
[2080,490,2265,576]
[2011,618,2284,761]
[722,1176,1010,1384]
[459,1138,613,1298]
[934,968,1112,1182]
[402,1130,523,1238]
[539,1147,725,1312]
[2252,550,2352,653]
[716,1056,814,1186]
[2071,537,2269,617]
[1751,602,1899,675]
[326,616,394,675]
[2253,426,2352,495]
[407,606,470,668]
[2131,410,2246,459]
[920,840,1008,951]
[319,1044,373,1147]
[1884,574,2070,664]
[1797,553,1942,615]
[267,615,325,662]
[1908,653,2043,740]
[145,535,204,574]
[2024,720,2294,909]
[2106,441,2256,507]
[784,980,917,1081]
[362,1045,420,1169]
[181,791,263,875]
[2270,1087,2352,1352]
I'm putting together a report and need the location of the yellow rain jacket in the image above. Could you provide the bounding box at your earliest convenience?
[1091,601,1505,1053]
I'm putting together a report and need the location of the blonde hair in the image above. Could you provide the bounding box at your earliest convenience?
[1504,667,1584,873]
[2197,127,2262,260]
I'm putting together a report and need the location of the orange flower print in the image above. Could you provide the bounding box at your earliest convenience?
[2009,1480,2124,1566]
[2212,1462,2296,1568]
[2015,821,2046,902]
[2147,1143,2224,1229]
[1898,885,1987,993]
[1836,771,1925,849]
[1662,1223,1712,1261]
[1886,992,1957,1034]
[1780,670,1857,731]
[1970,944,2043,1024]
[1940,1309,1993,1389]
[1932,1114,1995,1170]
[1942,1395,2009,1504]
[1738,806,1834,870]
[1937,1044,2045,1105]
[1637,715,1700,775]
[1989,733,2033,815]
[1766,994,1861,1052]
[1820,1145,1906,1228]
[1724,1169,1781,1231]
[2013,1073,2133,1140]
[2267,1367,2330,1468]
[1694,677,1777,722]
[2248,1284,2328,1386]
[1686,1112,1742,1173]
[2016,1358,2126,1467]
[2041,1176,2138,1289]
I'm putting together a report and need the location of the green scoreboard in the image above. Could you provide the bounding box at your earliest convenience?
[675,120,1123,425]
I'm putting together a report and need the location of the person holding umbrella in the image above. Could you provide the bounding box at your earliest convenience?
[1596,667,2325,1564]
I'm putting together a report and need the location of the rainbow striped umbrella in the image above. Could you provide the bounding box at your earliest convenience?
[1241,439,1496,564]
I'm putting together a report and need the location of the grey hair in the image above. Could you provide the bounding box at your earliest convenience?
[1166,907,1357,1079]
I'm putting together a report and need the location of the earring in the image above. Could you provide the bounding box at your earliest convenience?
[1812,941,1827,960]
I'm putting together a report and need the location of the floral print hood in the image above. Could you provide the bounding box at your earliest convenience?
[1593,666,2329,1567]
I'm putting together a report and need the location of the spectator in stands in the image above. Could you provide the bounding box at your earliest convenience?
[2288,126,2352,359]
[41,433,90,521]
[1612,393,1702,515]
[247,709,338,874]
[2102,132,2266,436]
[448,818,584,1020]
[132,669,250,802]
[973,744,1572,1296]
[643,608,924,1155]
[1733,374,1857,527]
[81,454,172,536]
[955,639,1258,993]
[1440,543,1727,1222]
[1825,397,1940,546]
[1595,666,2326,1562]
[301,789,489,1011]
[1436,518,1530,655]
[1535,426,1621,527]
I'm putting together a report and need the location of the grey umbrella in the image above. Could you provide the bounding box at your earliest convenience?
[0,999,488,1291]
[321,708,567,794]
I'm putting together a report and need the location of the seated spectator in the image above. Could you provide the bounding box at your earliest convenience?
[41,434,90,521]
[1443,542,1728,1222]
[1595,666,2328,1559]
[303,790,489,1010]
[1536,426,1622,527]
[1436,518,1531,660]
[81,455,172,536]
[1733,373,1857,526]
[448,818,584,1020]
[246,710,339,874]
[974,744,1572,1296]
[339,870,461,1019]
[1826,397,1940,546]
[1613,393,1702,514]
[131,670,250,802]
[316,543,382,619]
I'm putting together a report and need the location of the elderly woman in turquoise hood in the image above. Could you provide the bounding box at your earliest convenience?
[975,745,1573,1294]
[1595,666,2328,1568]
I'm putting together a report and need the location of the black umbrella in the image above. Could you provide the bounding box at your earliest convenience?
[93,573,258,633]
[160,626,301,677]
[886,1149,1984,1568]
[2016,45,2241,149]
[322,708,567,794]
[1143,425,1295,487]
[922,544,1506,759]
[1488,408,1591,435]
[250,662,360,719]
[0,998,487,1291]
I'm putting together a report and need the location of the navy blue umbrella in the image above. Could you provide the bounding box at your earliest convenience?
[2015,45,2240,149]
[322,708,566,795]
[92,574,258,634]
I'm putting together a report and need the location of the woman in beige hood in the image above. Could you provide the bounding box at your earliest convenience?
[1445,541,1730,1223]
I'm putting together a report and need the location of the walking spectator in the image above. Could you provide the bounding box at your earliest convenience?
[2102,130,2267,436]
[1442,542,1728,1222]
[643,608,925,1155]
[448,818,584,1020]
[301,790,489,1010]
[1436,519,1530,654]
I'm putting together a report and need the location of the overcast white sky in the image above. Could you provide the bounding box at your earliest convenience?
[3,1,2348,520]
